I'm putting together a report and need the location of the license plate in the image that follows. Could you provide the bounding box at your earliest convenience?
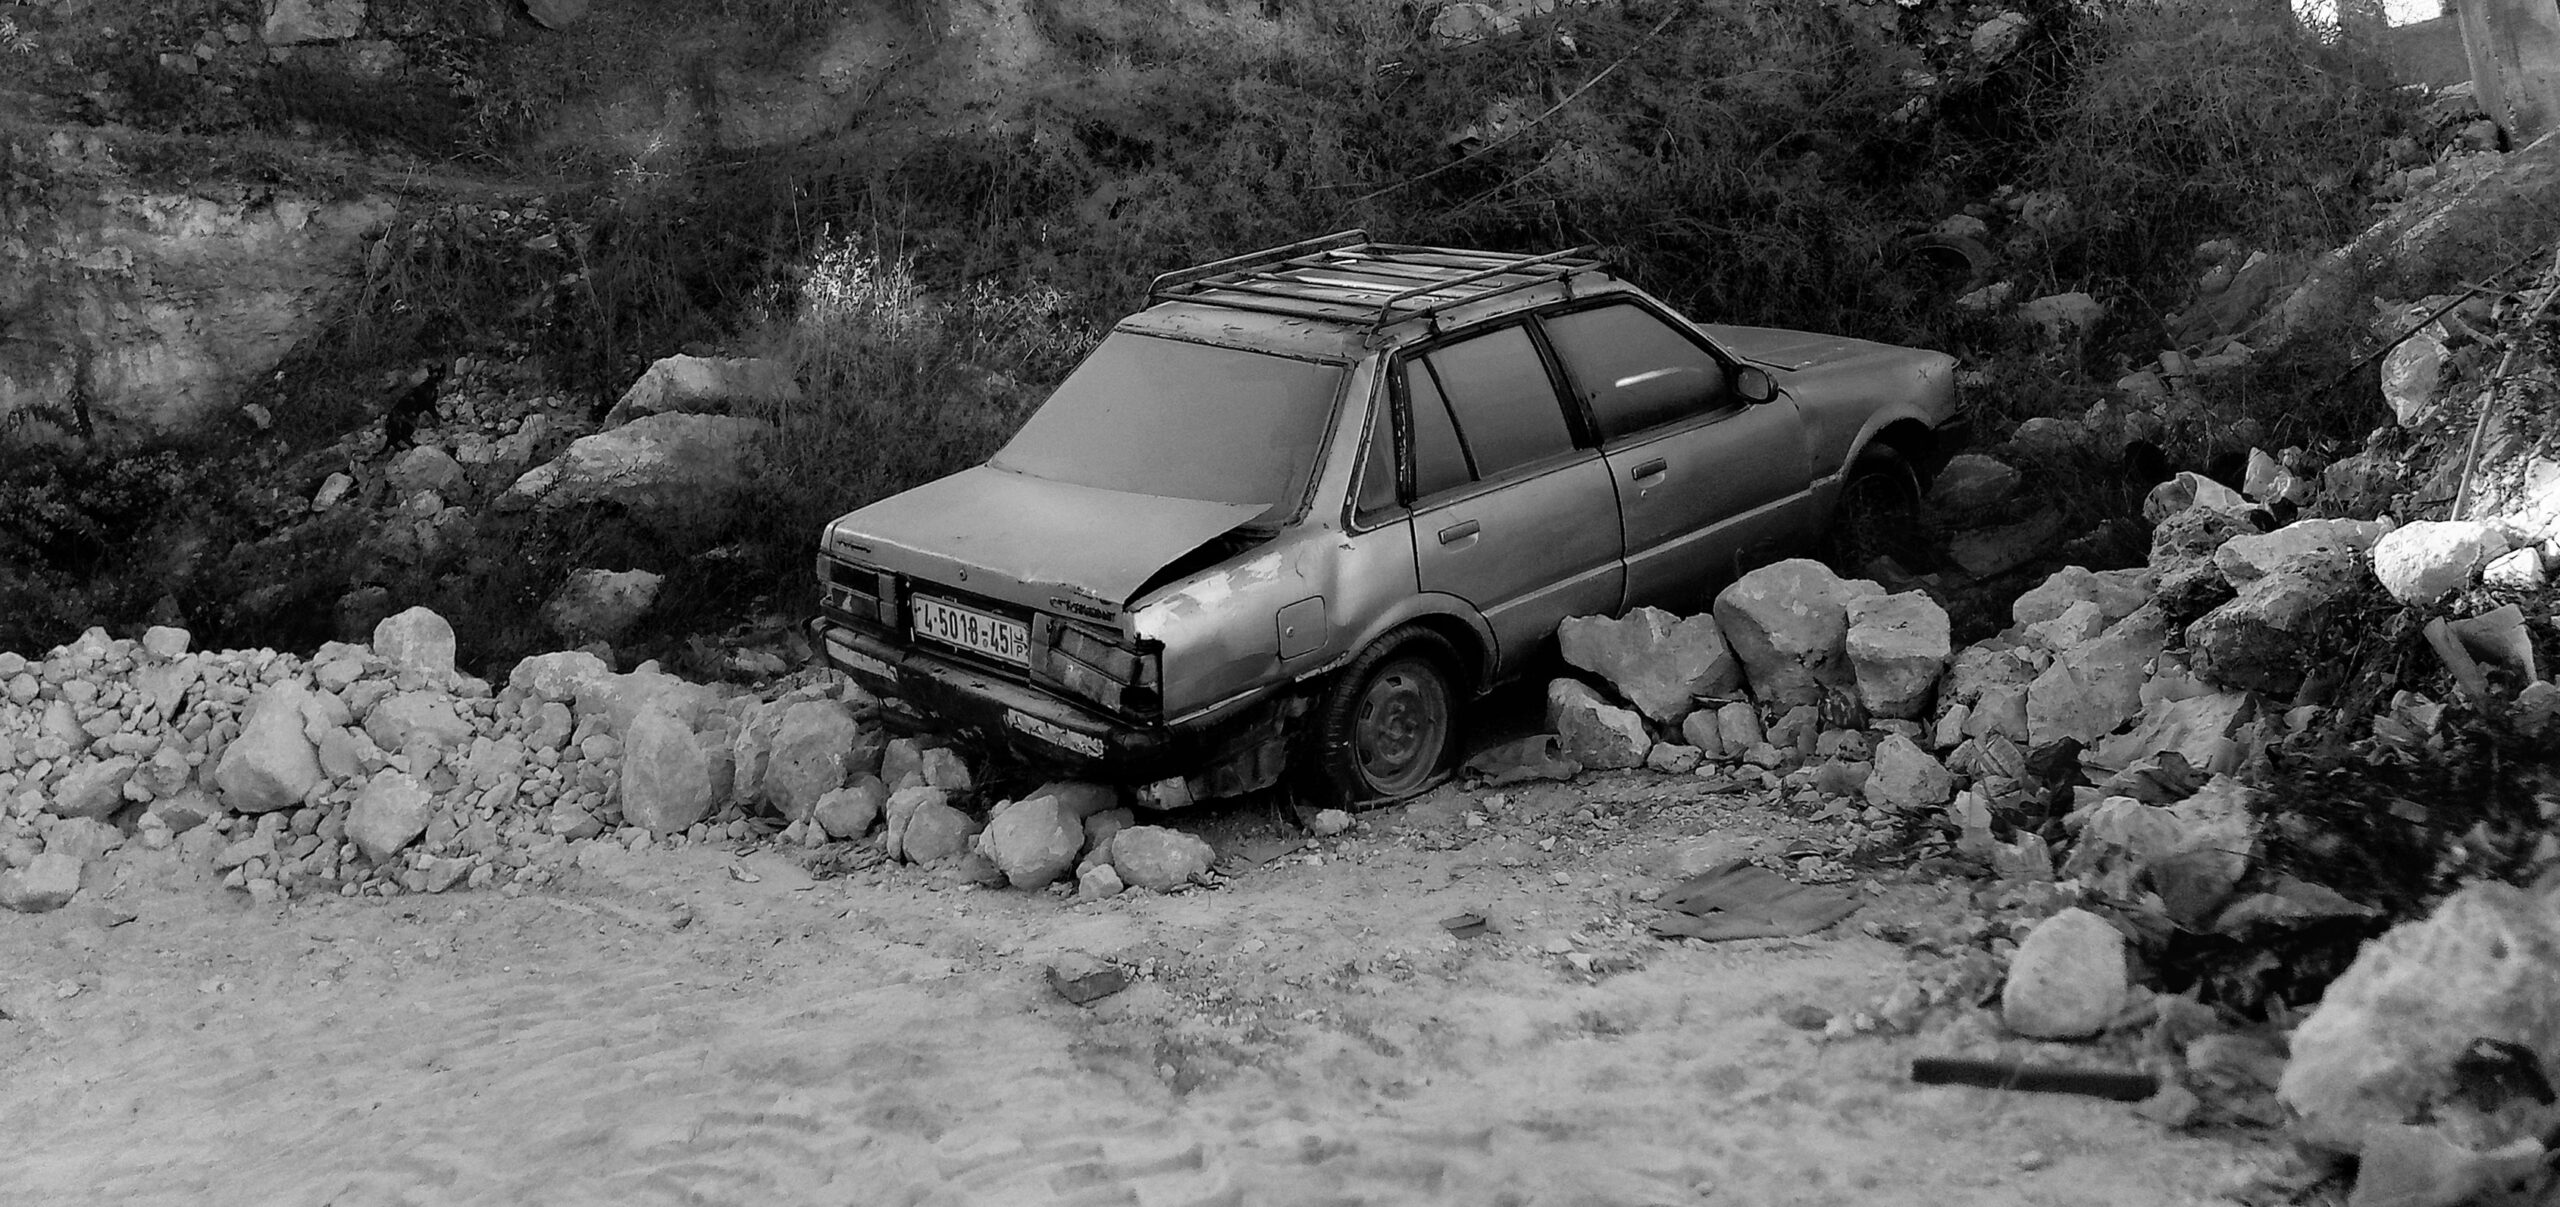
[911,596,1029,665]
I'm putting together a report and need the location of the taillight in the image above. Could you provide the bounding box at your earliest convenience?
[818,558,899,628]
[1033,616,1161,718]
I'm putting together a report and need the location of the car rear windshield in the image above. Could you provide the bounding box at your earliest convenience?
[990,332,1348,513]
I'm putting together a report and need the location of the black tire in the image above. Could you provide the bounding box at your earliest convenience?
[1825,446,1929,577]
[1306,626,1462,808]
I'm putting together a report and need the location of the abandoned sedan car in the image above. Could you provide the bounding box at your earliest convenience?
[810,231,1964,806]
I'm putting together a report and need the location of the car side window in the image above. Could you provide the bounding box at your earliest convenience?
[1543,303,1732,442]
[1353,393,1397,521]
[1406,358,1473,498]
[1422,325,1575,477]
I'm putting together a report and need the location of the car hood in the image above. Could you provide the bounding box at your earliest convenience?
[822,466,1271,613]
[1703,324,1932,373]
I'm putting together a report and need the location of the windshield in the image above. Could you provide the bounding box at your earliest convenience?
[991,332,1348,512]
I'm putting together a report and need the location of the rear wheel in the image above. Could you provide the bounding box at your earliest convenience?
[1825,447,1929,577]
[1307,627,1461,808]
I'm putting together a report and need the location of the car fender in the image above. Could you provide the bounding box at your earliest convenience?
[1296,592,1496,694]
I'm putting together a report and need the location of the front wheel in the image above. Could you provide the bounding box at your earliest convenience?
[1306,627,1461,808]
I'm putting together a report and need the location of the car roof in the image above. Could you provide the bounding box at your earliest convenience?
[1118,231,1632,360]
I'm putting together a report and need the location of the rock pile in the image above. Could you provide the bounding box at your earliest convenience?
[0,603,1198,916]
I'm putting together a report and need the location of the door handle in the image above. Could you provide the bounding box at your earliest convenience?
[1437,519,1481,545]
[1630,458,1668,481]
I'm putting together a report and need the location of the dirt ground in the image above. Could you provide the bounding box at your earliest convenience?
[0,769,2254,1207]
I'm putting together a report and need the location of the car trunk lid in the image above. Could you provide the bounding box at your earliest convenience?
[822,466,1271,618]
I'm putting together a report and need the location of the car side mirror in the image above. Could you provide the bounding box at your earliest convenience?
[1734,365,1778,404]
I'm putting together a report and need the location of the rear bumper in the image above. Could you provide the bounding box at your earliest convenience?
[810,618,1222,778]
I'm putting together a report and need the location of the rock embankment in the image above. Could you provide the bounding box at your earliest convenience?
[0,606,1195,915]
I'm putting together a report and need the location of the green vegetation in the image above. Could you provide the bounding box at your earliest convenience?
[0,0,2426,663]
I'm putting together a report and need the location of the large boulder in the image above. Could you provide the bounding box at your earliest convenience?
[2214,518,2387,586]
[2279,883,2560,1154]
[372,606,458,685]
[2001,908,2129,1039]
[812,776,888,840]
[507,650,612,703]
[347,770,431,862]
[1111,826,1216,891]
[602,355,802,427]
[543,569,664,644]
[980,795,1082,888]
[901,798,981,863]
[362,691,474,753]
[1927,453,2020,512]
[500,413,773,545]
[48,757,136,820]
[619,704,712,836]
[2370,520,2509,605]
[386,445,466,499]
[1545,680,1650,770]
[1557,607,1740,722]
[1864,733,1955,809]
[2012,565,2155,629]
[2026,606,2170,746]
[1844,592,1950,720]
[759,700,863,821]
[573,665,718,739]
[1710,559,1881,707]
[0,852,82,913]
[2184,566,2361,694]
[214,682,323,813]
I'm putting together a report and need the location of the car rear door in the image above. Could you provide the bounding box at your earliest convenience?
[1539,300,1812,612]
[1394,323,1624,678]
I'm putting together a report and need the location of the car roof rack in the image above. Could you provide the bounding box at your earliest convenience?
[1146,230,1607,333]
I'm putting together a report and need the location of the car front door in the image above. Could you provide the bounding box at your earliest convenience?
[1394,323,1624,679]
[1540,300,1812,612]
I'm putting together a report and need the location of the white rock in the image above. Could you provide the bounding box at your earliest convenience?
[2025,607,2169,746]
[1112,825,1216,891]
[1557,607,1741,723]
[2371,520,2510,604]
[347,770,431,862]
[901,798,979,863]
[1545,680,1651,770]
[214,682,323,813]
[1077,863,1126,899]
[0,852,81,913]
[372,606,458,685]
[1714,700,1763,752]
[1844,591,1950,720]
[981,795,1081,887]
[362,691,473,753]
[1863,733,1954,809]
[2484,546,2547,590]
[2279,883,2560,1153]
[501,413,774,543]
[1680,709,1727,760]
[2215,518,2387,585]
[602,354,802,427]
[1645,744,1703,774]
[2017,290,2102,340]
[813,776,887,840]
[262,0,366,45]
[47,758,137,820]
[1927,453,2020,512]
[619,704,711,836]
[507,650,612,703]
[1308,808,1353,837]
[387,445,467,499]
[1711,559,1881,707]
[140,626,191,660]
[2001,908,2128,1039]
[2023,599,2107,652]
[759,701,862,821]
[921,747,974,794]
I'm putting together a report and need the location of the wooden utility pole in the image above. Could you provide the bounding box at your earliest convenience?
[2455,0,2560,141]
